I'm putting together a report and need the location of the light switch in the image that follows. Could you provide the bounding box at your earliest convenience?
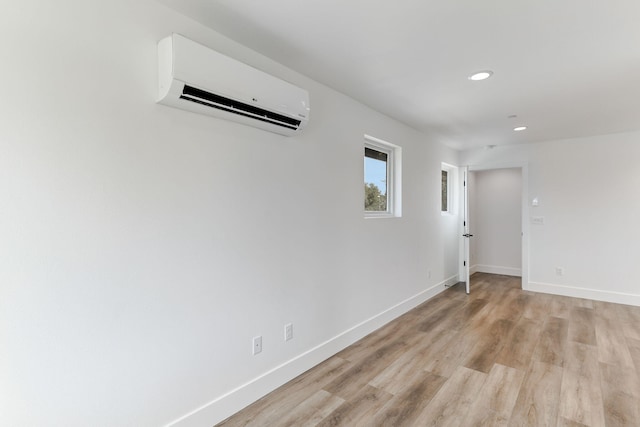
[532,197,539,207]
[531,216,544,225]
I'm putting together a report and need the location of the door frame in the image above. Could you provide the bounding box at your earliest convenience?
[458,161,529,290]
[463,166,470,294]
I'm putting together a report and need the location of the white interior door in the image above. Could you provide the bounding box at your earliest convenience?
[463,166,471,294]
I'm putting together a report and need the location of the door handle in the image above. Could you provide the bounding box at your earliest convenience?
[462,233,474,238]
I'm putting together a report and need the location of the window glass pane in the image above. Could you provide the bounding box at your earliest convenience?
[442,170,448,211]
[364,148,388,211]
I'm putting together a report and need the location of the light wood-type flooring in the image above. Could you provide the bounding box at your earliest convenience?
[217,273,640,426]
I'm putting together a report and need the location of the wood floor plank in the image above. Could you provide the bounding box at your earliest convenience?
[463,318,514,373]
[415,297,465,333]
[568,306,597,346]
[463,298,498,332]
[532,316,568,367]
[369,370,447,426]
[615,303,640,341]
[452,298,489,328]
[314,385,392,427]
[548,295,572,319]
[594,309,634,368]
[593,299,619,320]
[571,297,594,309]
[412,366,487,426]
[600,360,640,398]
[422,297,489,333]
[509,361,563,426]
[461,363,526,426]
[626,337,640,376]
[217,357,352,427]
[368,328,454,395]
[409,288,467,324]
[335,318,411,363]
[489,287,528,322]
[557,417,590,427]
[558,342,605,426]
[495,316,543,371]
[421,300,498,377]
[599,361,640,426]
[422,327,479,377]
[276,390,344,427]
[323,337,412,399]
[522,291,552,320]
[216,274,640,427]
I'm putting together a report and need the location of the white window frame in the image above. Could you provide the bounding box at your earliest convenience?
[364,134,402,218]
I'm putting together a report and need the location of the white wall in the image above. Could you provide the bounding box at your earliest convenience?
[469,168,522,277]
[0,1,460,426]
[461,130,640,305]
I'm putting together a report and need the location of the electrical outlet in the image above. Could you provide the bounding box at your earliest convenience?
[252,336,262,355]
[284,323,293,341]
[555,267,564,276]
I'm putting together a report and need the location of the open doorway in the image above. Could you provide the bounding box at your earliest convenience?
[460,163,528,294]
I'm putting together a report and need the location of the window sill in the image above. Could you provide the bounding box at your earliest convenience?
[364,212,398,219]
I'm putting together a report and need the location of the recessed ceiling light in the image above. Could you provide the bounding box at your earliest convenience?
[513,126,527,131]
[468,70,493,81]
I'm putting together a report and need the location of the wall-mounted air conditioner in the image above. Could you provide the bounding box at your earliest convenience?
[157,33,310,136]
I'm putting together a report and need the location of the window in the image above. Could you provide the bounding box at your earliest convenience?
[364,147,388,212]
[364,135,401,218]
[441,170,449,212]
[441,163,458,215]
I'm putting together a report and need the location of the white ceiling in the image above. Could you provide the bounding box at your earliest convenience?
[159,0,640,150]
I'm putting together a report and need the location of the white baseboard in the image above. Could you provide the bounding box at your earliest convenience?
[471,264,521,277]
[166,274,459,427]
[528,281,640,307]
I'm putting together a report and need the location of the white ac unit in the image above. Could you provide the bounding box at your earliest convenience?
[157,33,310,136]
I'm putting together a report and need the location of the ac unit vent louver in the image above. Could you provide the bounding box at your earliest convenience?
[180,85,302,131]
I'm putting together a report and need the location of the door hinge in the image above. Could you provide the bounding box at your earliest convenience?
[463,261,466,266]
